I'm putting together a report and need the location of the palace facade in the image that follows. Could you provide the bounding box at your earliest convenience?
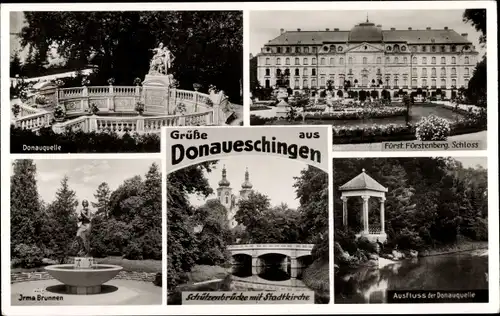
[256,19,478,98]
[216,166,253,228]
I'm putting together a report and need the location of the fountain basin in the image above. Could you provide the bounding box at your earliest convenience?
[45,264,123,295]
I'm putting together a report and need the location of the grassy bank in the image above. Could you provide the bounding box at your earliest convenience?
[302,259,330,304]
[184,265,230,284]
[419,240,488,257]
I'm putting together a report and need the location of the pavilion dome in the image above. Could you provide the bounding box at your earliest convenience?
[348,20,383,43]
[339,169,388,192]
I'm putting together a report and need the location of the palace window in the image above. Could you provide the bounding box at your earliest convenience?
[441,79,446,87]
[276,69,281,76]
[431,68,436,77]
[440,45,446,52]
[452,79,456,87]
[465,68,469,75]
[277,47,282,53]
[338,46,343,52]
[265,69,270,76]
[412,68,417,76]
[422,68,427,76]
[330,57,334,65]
[285,57,290,65]
[348,57,353,64]
[394,57,399,64]
[465,56,469,64]
[412,79,417,86]
[312,47,317,54]
[295,47,301,53]
[422,57,427,64]
[320,77,326,86]
[401,45,407,51]
[363,57,367,64]
[276,58,281,65]
[312,69,316,76]
[303,79,308,88]
[303,58,308,65]
[441,57,446,64]
[441,67,446,76]
[295,68,300,76]
[339,57,344,64]
[286,47,291,53]
[330,45,336,52]
[311,78,317,87]
[403,78,408,86]
[284,68,290,76]
[265,58,270,65]
[294,79,299,88]
[431,46,436,52]
[348,68,353,75]
[312,58,317,65]
[386,46,392,51]
[295,58,300,65]
[431,79,436,87]
[464,78,469,87]
[377,57,382,64]
[320,57,325,65]
[451,45,457,52]
[377,68,382,74]
[304,47,310,53]
[385,57,390,63]
[394,44,400,52]
[451,57,456,64]
[431,57,436,64]
[303,68,308,75]
[265,79,270,88]
[421,46,427,52]
[451,68,456,75]
[413,56,417,64]
[422,78,427,86]
[403,57,408,64]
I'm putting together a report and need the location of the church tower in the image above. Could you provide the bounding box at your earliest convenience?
[239,168,253,199]
[216,165,232,210]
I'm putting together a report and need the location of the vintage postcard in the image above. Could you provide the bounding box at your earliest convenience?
[164,126,331,305]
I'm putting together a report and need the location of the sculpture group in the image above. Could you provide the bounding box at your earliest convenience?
[149,42,175,75]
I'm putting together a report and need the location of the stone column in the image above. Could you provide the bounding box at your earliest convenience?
[380,197,386,233]
[82,85,89,112]
[362,195,370,234]
[251,256,259,275]
[290,257,297,278]
[341,196,348,226]
[108,84,114,111]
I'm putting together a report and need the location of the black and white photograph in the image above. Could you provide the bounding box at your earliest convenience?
[10,159,162,305]
[249,9,488,151]
[333,157,488,303]
[167,157,329,304]
[9,10,243,153]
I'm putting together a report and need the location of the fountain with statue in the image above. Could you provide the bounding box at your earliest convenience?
[11,42,239,134]
[44,200,122,295]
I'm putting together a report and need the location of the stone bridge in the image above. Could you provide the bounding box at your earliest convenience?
[227,244,315,278]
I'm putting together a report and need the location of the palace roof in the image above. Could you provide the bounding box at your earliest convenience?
[266,27,470,46]
[339,169,388,192]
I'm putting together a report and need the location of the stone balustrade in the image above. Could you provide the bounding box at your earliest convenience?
[11,271,157,284]
[227,244,315,250]
[13,111,53,131]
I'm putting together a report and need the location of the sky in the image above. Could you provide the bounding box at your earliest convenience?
[16,159,160,211]
[454,156,487,169]
[187,156,313,209]
[250,10,484,57]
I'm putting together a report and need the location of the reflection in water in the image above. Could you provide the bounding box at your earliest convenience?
[335,251,489,304]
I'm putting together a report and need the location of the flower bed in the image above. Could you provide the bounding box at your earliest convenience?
[249,105,272,111]
[415,115,451,141]
[303,107,407,120]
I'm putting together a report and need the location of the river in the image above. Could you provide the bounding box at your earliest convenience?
[334,249,488,303]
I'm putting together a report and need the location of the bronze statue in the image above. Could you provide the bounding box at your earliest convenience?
[76,200,92,257]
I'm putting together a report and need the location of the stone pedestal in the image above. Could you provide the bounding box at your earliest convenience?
[66,284,101,295]
[142,75,172,114]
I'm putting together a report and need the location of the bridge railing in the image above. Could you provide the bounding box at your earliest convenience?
[227,244,315,250]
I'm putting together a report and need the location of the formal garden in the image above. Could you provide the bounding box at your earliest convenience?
[10,160,162,305]
[10,11,242,153]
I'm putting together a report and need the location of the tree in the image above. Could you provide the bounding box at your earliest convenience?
[167,161,216,287]
[20,11,243,102]
[92,182,111,219]
[47,176,79,263]
[466,57,487,107]
[10,52,22,77]
[11,160,44,254]
[463,9,486,46]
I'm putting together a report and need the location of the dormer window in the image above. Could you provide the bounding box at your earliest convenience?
[386,46,392,51]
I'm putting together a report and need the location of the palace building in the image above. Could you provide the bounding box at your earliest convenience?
[256,19,478,98]
[216,166,253,228]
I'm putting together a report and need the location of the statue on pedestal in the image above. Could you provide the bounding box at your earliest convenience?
[76,200,92,257]
[148,42,175,76]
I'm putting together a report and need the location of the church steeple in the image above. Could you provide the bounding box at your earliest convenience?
[241,167,253,189]
[218,165,230,187]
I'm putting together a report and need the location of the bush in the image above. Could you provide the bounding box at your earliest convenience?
[334,228,357,255]
[12,243,44,268]
[139,230,162,260]
[415,115,451,141]
[356,237,378,254]
[90,218,132,257]
[392,227,424,250]
[124,241,144,260]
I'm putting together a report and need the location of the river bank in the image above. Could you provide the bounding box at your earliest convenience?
[302,259,330,304]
